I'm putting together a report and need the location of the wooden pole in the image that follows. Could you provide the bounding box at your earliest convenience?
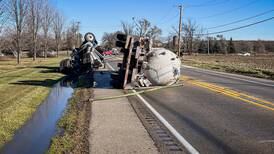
[178,5,183,57]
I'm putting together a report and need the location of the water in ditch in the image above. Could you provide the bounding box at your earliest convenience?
[1,80,74,154]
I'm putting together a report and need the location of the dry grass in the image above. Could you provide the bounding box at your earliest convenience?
[183,54,274,79]
[0,57,67,147]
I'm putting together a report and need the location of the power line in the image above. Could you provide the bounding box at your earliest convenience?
[185,0,230,8]
[186,0,216,7]
[199,16,274,36]
[195,0,259,19]
[207,9,274,29]
[157,12,179,26]
[155,7,176,24]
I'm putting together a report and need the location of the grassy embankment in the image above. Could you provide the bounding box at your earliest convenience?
[0,56,66,147]
[48,74,92,154]
[183,54,274,80]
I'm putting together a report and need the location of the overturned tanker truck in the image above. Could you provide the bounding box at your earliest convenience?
[112,34,181,89]
[59,32,181,89]
[60,32,104,74]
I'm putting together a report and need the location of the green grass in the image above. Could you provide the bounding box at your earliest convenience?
[0,57,67,147]
[48,91,79,154]
[183,54,274,80]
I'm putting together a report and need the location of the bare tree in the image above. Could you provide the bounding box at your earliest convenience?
[216,35,227,54]
[41,0,53,58]
[171,26,179,36]
[8,0,28,64]
[254,40,266,53]
[147,25,162,40]
[28,0,42,61]
[165,33,176,50]
[120,18,163,42]
[121,21,134,35]
[247,41,254,53]
[182,19,198,55]
[52,10,64,57]
[101,31,120,49]
[135,18,151,37]
[64,21,81,50]
[70,21,80,48]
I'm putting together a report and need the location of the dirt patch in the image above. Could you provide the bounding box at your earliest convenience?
[48,75,93,154]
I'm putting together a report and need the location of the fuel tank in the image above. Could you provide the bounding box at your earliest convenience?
[144,48,181,86]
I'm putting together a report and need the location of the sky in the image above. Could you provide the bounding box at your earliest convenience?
[51,0,274,42]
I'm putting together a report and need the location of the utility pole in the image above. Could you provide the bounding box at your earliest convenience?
[178,5,183,57]
[207,31,210,55]
[76,21,80,47]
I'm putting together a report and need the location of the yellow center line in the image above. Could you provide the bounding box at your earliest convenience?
[180,76,274,112]
[239,93,274,107]
[191,82,241,97]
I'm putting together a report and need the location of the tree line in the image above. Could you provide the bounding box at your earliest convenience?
[1,0,273,64]
[101,18,162,50]
[101,17,274,55]
[0,0,82,64]
[178,36,273,55]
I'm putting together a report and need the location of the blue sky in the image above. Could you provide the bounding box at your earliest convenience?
[51,0,274,41]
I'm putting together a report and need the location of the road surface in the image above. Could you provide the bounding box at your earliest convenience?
[107,56,274,153]
[135,65,274,154]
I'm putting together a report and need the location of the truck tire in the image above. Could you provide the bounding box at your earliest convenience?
[60,58,72,74]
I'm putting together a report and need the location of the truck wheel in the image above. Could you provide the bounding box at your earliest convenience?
[84,32,95,42]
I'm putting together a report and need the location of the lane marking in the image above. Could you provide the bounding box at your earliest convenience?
[106,62,273,151]
[259,140,274,143]
[181,65,274,88]
[106,62,199,153]
[181,76,274,112]
[133,90,200,154]
[105,62,116,71]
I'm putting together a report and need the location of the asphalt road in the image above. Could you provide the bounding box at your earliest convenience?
[138,65,274,154]
[106,56,274,153]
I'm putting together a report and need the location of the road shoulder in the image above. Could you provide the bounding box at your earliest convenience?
[89,88,158,154]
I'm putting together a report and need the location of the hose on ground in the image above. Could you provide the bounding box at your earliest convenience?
[90,83,183,102]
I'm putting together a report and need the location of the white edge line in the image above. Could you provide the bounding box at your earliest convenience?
[106,62,116,71]
[181,65,274,87]
[133,90,200,154]
[107,61,199,153]
[258,140,274,143]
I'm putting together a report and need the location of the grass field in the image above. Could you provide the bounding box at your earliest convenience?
[183,54,274,80]
[0,57,66,147]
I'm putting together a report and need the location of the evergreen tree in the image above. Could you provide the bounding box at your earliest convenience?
[227,37,236,53]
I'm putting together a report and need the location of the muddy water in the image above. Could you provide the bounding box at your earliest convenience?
[1,81,74,154]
